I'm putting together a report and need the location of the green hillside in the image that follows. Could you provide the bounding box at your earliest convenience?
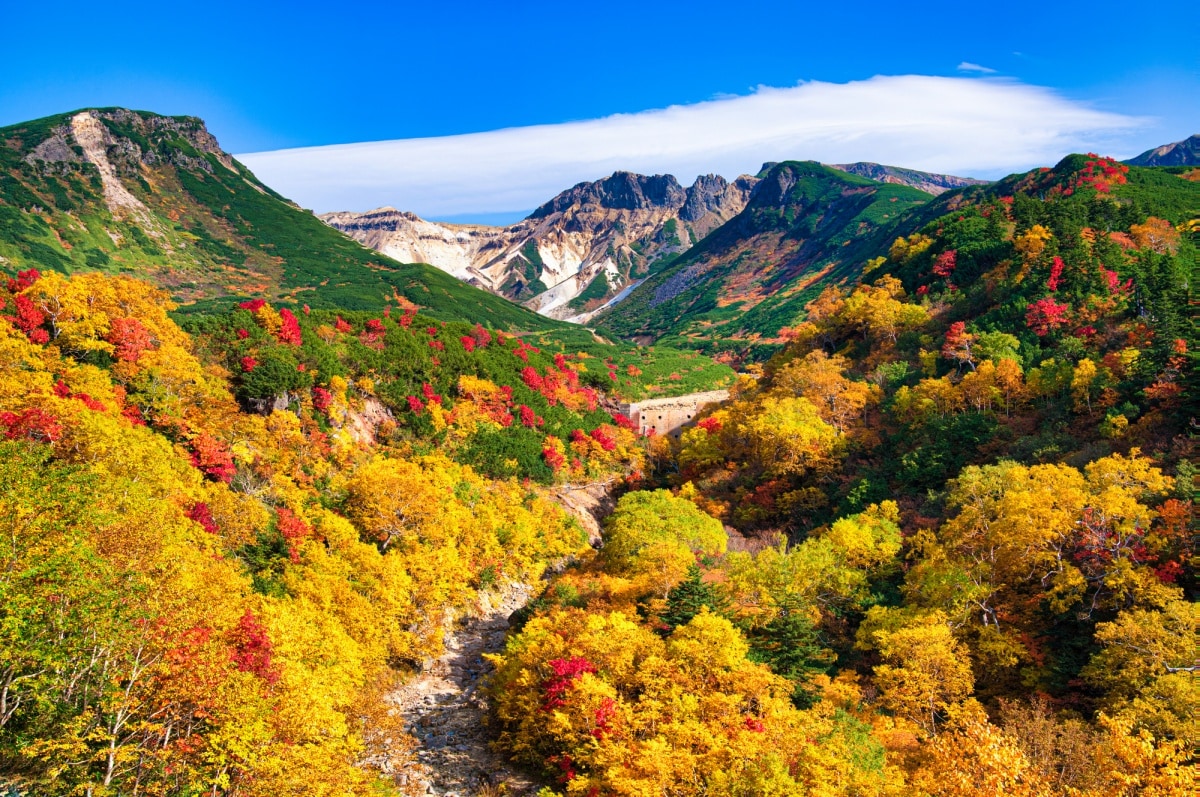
[0,108,561,329]
[594,161,932,359]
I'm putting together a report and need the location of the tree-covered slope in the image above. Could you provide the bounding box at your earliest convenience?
[0,108,562,328]
[593,161,932,359]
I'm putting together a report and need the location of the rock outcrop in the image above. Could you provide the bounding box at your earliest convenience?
[321,171,758,322]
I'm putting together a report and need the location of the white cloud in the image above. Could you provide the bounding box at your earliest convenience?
[236,75,1146,217]
[958,62,998,74]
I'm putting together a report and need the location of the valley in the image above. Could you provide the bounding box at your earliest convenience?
[0,104,1195,797]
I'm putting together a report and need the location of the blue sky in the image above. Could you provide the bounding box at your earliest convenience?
[2,1,1196,219]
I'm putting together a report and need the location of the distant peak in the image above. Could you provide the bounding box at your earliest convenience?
[827,162,988,195]
[1124,134,1200,167]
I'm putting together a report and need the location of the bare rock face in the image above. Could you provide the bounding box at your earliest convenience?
[321,170,759,323]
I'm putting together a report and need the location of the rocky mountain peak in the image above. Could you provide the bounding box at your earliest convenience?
[530,171,687,217]
[1124,134,1200,167]
[22,108,238,177]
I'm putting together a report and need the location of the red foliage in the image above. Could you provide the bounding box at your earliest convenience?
[187,502,220,534]
[302,304,311,315]
[1073,154,1129,194]
[1047,256,1064,292]
[472,323,492,347]
[6,268,40,293]
[612,412,636,431]
[73,392,106,412]
[238,299,266,312]
[521,366,544,392]
[275,507,311,563]
[570,429,588,444]
[589,425,617,452]
[542,445,566,471]
[277,308,302,346]
[0,407,62,443]
[189,433,236,483]
[53,380,71,398]
[554,353,568,371]
[334,316,353,334]
[916,285,929,296]
[9,294,46,336]
[107,317,155,362]
[366,318,386,334]
[519,404,538,428]
[745,716,765,733]
[697,416,722,433]
[460,335,477,352]
[236,328,250,340]
[428,339,444,351]
[240,356,258,372]
[399,309,416,328]
[549,753,577,784]
[1025,298,1070,336]
[421,383,442,405]
[407,395,425,414]
[230,609,279,685]
[1153,560,1184,584]
[312,386,333,414]
[933,249,957,278]
[541,656,597,711]
[593,696,617,739]
[122,404,147,426]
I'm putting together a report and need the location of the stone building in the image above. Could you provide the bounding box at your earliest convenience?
[619,390,730,438]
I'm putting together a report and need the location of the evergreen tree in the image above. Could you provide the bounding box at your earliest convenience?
[748,599,837,708]
[660,564,729,632]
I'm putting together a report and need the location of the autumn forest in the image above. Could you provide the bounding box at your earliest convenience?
[0,109,1196,797]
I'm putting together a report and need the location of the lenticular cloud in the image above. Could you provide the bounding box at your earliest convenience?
[237,75,1144,218]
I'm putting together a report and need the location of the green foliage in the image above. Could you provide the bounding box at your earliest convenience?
[746,599,836,708]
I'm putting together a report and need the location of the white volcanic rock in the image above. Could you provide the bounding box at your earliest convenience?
[320,171,758,322]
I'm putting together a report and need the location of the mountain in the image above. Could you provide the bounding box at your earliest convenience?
[1124,134,1200,166]
[827,162,989,195]
[321,171,757,322]
[593,161,934,357]
[0,108,560,328]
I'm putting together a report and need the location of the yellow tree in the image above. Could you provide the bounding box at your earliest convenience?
[865,611,975,736]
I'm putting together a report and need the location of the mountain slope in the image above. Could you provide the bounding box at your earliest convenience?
[593,161,934,357]
[0,108,560,328]
[827,161,989,195]
[1124,133,1200,166]
[321,171,757,322]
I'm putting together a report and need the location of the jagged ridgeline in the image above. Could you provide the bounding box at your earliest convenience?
[322,171,759,323]
[0,108,562,326]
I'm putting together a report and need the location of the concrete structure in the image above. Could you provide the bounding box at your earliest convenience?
[619,390,730,438]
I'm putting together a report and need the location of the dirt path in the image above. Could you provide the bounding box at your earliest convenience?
[387,585,544,797]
